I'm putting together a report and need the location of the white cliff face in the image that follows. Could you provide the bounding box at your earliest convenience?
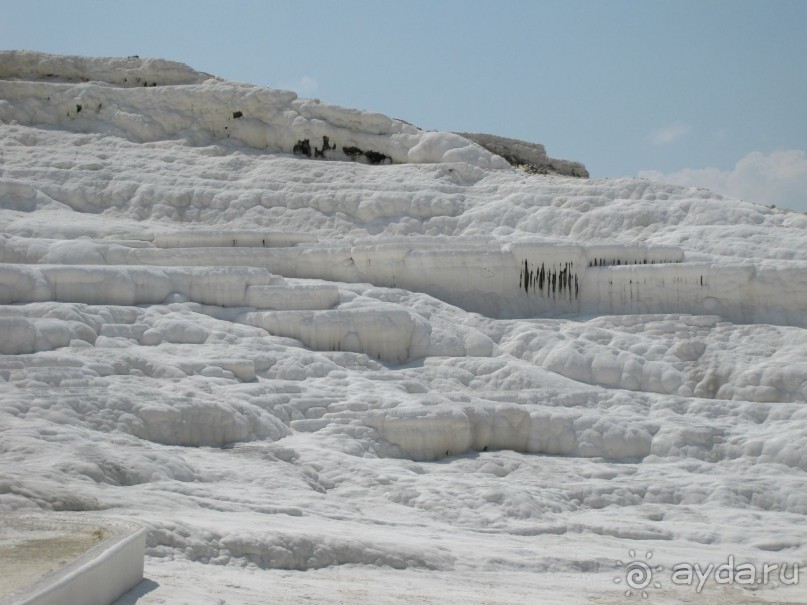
[1,52,807,604]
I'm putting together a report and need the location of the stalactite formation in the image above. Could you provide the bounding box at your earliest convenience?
[588,257,680,268]
[519,259,579,301]
[519,253,687,305]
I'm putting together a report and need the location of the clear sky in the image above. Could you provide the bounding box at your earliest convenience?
[3,0,806,210]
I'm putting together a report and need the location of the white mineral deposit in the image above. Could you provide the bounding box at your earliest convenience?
[1,51,806,604]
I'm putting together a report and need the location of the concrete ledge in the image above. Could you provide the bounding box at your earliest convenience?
[0,514,145,605]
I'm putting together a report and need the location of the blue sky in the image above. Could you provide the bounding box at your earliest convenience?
[3,0,806,210]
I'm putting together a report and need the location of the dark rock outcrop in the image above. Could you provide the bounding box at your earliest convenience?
[456,132,588,178]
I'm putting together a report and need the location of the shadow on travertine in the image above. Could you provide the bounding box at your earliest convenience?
[112,579,160,605]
